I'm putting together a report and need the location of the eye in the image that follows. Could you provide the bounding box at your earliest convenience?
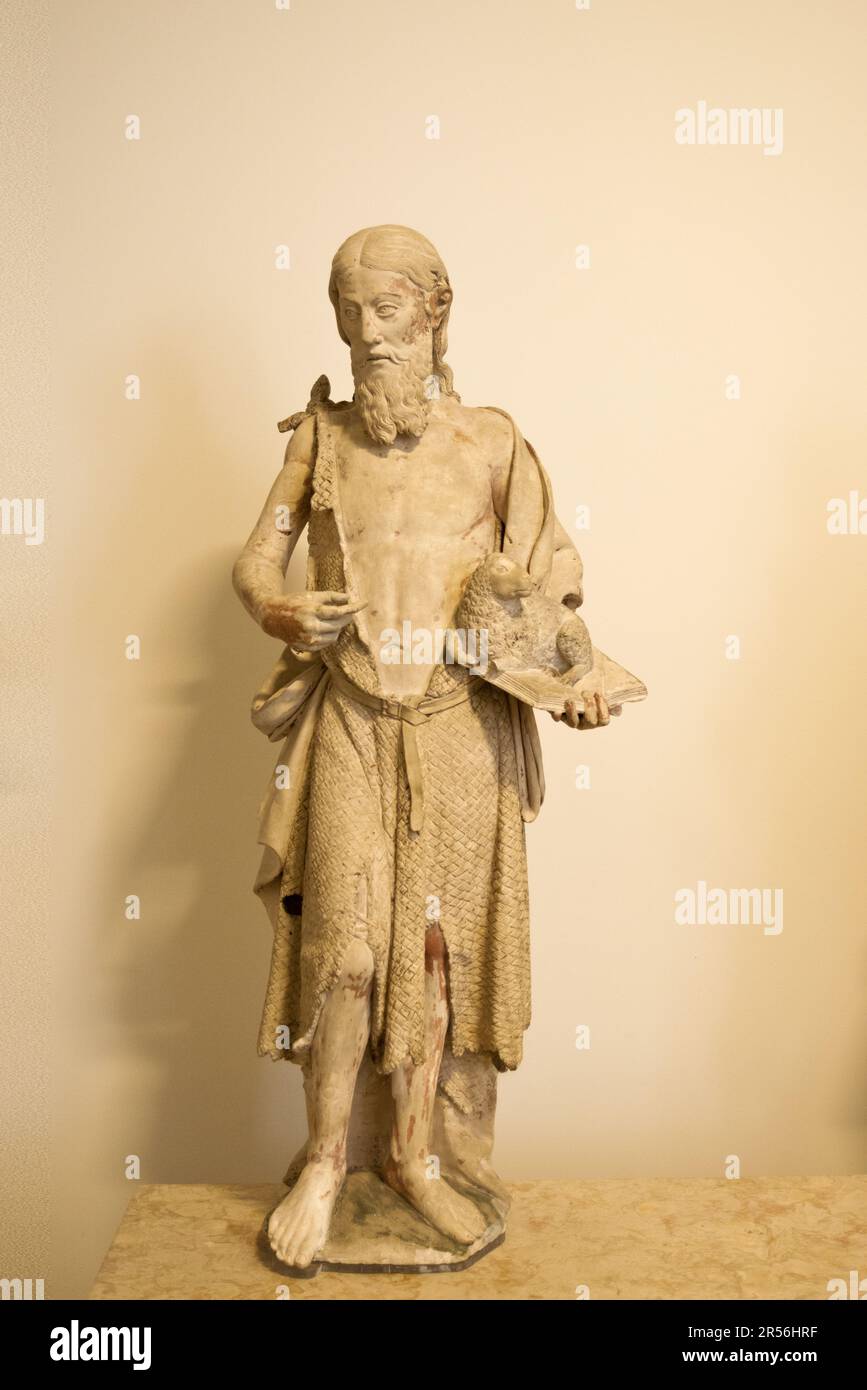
[377,304,398,318]
[342,305,360,320]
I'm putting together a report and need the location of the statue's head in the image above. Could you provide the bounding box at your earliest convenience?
[328,225,457,445]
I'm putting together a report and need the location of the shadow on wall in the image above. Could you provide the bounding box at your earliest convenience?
[96,544,309,1188]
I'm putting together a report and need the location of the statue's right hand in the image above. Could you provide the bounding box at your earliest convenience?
[260,591,366,650]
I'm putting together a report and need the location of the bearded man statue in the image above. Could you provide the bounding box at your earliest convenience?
[233,225,620,1274]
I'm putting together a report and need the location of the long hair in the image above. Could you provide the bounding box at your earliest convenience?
[328,225,459,399]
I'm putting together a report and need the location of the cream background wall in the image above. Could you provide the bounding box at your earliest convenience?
[24,0,867,1295]
[1,0,50,1296]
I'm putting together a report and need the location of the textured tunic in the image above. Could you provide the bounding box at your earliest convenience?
[258,409,530,1075]
[253,404,583,1104]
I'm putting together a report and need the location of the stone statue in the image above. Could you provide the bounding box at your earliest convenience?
[232,225,644,1275]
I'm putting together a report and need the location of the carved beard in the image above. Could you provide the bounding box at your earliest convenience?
[354,359,433,446]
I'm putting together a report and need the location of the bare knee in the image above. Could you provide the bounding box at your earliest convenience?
[339,937,374,996]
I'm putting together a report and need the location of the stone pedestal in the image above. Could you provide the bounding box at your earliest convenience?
[260,1169,506,1276]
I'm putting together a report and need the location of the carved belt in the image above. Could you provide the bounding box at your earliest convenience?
[328,668,484,833]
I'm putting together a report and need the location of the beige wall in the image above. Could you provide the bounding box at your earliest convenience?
[6,0,864,1296]
[1,0,50,1296]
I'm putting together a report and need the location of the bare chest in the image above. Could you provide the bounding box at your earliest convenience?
[338,436,494,547]
[335,434,499,696]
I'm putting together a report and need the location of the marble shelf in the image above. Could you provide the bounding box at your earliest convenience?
[89,1175,867,1301]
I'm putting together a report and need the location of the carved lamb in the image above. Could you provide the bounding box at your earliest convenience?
[455,553,594,685]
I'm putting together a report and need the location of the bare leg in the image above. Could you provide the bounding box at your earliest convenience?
[384,923,488,1246]
[267,936,373,1267]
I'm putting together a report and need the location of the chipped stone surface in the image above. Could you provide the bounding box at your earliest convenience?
[90,1176,866,1300]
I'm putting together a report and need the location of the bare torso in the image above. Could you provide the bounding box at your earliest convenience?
[333,399,513,698]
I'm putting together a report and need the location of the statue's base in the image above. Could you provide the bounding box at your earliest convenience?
[258,1168,507,1276]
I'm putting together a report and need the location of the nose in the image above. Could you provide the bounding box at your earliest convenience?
[359,308,383,345]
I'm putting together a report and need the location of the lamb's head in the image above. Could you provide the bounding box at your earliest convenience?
[479,554,533,603]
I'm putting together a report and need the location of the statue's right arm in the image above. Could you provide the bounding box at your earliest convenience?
[232,414,316,628]
[232,414,365,649]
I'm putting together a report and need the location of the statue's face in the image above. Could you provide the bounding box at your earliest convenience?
[336,265,432,387]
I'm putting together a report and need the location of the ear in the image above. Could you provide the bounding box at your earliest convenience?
[428,283,452,329]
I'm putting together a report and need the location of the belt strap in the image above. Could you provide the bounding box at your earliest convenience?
[329,668,482,832]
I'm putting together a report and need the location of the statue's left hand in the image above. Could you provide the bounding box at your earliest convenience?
[550,668,622,729]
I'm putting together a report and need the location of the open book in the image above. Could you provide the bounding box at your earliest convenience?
[478,648,647,716]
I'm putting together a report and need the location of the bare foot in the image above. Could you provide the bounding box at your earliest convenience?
[384,1159,489,1246]
[267,1160,345,1268]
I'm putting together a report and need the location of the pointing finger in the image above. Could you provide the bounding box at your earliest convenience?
[315,599,367,617]
[316,612,360,632]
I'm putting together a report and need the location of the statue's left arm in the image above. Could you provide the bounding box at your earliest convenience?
[488,407,619,730]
